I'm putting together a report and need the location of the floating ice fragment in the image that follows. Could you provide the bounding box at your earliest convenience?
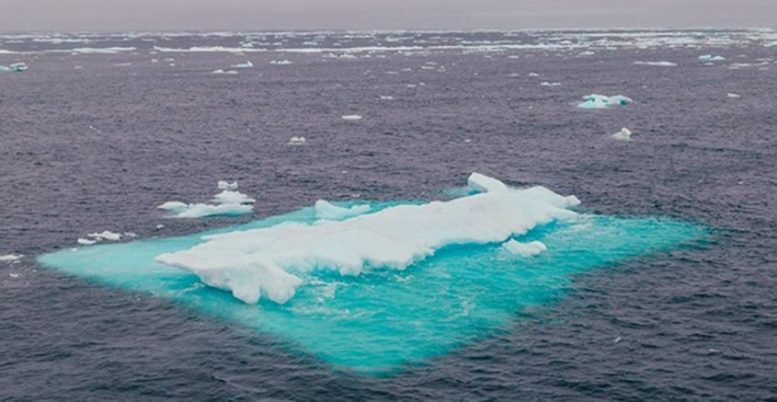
[288,136,306,146]
[341,115,362,121]
[540,81,561,86]
[77,238,98,246]
[87,231,122,241]
[212,69,238,74]
[156,174,581,304]
[699,54,725,62]
[230,60,253,68]
[9,62,27,71]
[502,240,547,257]
[379,96,394,100]
[634,61,677,67]
[727,93,741,98]
[0,254,22,262]
[611,127,633,141]
[270,60,292,65]
[0,62,27,72]
[528,72,539,77]
[578,94,632,109]
[158,183,255,218]
[314,200,371,220]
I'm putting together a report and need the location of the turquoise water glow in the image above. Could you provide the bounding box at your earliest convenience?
[38,202,706,374]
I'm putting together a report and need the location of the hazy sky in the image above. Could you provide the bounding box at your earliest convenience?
[2,0,775,32]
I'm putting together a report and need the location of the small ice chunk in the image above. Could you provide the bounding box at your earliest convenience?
[578,94,632,109]
[157,201,189,213]
[212,69,238,74]
[540,81,561,86]
[231,61,253,68]
[727,93,741,98]
[169,203,254,218]
[379,96,394,100]
[0,254,22,262]
[314,200,371,220]
[10,62,27,72]
[77,238,98,245]
[634,61,677,67]
[270,60,292,65]
[342,115,363,121]
[528,72,539,77]
[288,136,306,146]
[87,231,122,241]
[217,180,239,190]
[156,224,165,229]
[468,173,509,193]
[699,54,725,62]
[502,240,547,257]
[611,127,632,141]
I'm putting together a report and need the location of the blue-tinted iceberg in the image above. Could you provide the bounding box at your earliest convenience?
[38,174,707,373]
[578,94,632,109]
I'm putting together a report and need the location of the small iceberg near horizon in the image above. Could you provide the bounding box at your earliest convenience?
[578,94,633,109]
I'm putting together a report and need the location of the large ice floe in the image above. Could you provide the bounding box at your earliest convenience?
[156,174,581,304]
[157,182,255,218]
[578,94,633,109]
[39,173,707,373]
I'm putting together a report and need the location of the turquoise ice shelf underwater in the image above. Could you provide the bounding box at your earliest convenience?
[38,201,707,374]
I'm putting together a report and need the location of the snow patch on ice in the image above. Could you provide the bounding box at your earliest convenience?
[314,200,371,220]
[156,174,581,305]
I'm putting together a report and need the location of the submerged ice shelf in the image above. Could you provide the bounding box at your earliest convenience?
[38,175,706,374]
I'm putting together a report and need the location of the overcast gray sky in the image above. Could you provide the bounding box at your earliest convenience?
[1,0,775,32]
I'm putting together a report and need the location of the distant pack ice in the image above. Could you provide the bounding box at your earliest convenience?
[156,174,581,305]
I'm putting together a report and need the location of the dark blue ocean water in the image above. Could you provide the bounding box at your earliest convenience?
[1,30,776,400]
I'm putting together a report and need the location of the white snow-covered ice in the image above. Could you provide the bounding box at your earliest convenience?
[156,173,581,305]
[341,115,363,121]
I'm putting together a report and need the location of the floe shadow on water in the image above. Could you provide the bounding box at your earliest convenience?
[37,201,708,375]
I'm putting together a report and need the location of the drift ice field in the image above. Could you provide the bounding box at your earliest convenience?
[38,174,706,373]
